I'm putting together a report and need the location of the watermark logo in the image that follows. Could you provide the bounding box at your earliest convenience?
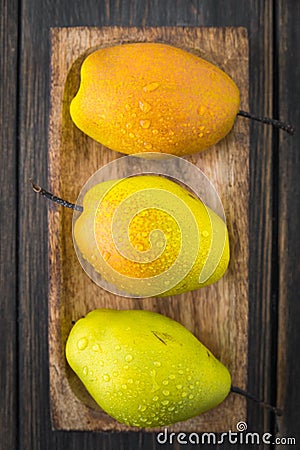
[236,420,247,432]
[156,422,296,446]
[72,153,227,297]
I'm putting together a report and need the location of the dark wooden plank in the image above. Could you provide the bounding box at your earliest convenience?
[276,1,300,446]
[19,0,276,448]
[0,0,18,449]
[246,2,276,437]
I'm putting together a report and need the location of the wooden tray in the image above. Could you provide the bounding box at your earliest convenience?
[48,26,249,432]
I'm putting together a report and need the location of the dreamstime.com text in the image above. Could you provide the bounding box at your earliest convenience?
[156,422,296,446]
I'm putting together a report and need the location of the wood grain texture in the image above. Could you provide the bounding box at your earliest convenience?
[0,1,18,449]
[246,2,276,437]
[276,1,300,446]
[15,0,296,449]
[48,26,249,433]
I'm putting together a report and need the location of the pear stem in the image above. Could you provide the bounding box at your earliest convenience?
[231,385,283,416]
[237,110,295,135]
[30,179,83,212]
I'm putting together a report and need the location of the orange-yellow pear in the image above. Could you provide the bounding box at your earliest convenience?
[70,43,240,156]
[66,309,232,427]
[73,175,229,297]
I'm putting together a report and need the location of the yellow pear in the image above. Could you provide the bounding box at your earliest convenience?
[66,309,231,427]
[70,42,240,156]
[73,175,229,297]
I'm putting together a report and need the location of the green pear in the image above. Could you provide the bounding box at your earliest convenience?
[66,309,231,427]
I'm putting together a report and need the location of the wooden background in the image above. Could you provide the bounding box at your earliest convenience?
[1,0,299,449]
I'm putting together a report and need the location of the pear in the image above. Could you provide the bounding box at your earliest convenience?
[66,309,231,427]
[70,42,293,156]
[70,43,293,156]
[70,42,240,156]
[73,174,229,297]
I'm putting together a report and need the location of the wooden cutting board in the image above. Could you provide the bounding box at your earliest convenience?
[48,26,249,432]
